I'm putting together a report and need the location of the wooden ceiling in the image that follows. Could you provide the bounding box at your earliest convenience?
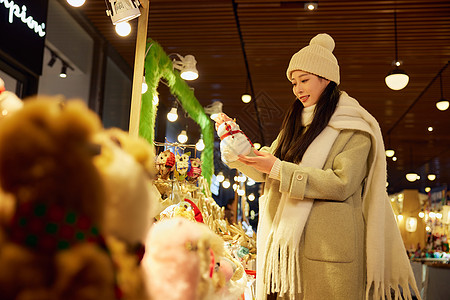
[73,0,450,195]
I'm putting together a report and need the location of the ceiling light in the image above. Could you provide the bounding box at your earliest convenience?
[385,149,395,157]
[436,74,449,111]
[195,135,205,151]
[406,172,418,182]
[248,193,255,201]
[427,174,436,181]
[172,54,199,80]
[115,21,131,36]
[304,2,318,11]
[427,126,433,132]
[385,10,409,90]
[222,179,230,189]
[204,100,223,120]
[106,0,141,25]
[216,172,225,183]
[241,93,251,103]
[59,64,68,78]
[141,76,148,94]
[177,130,188,143]
[385,67,409,90]
[253,142,261,150]
[67,0,85,7]
[392,156,397,161]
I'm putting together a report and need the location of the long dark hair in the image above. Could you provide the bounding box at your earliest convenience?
[274,81,340,164]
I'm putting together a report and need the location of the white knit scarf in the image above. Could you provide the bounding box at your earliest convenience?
[258,92,420,300]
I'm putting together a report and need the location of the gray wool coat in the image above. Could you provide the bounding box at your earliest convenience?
[228,129,372,299]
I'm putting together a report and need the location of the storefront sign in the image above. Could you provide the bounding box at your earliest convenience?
[1,0,46,37]
[0,0,48,75]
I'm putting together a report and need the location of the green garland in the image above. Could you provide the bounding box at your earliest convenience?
[139,39,214,185]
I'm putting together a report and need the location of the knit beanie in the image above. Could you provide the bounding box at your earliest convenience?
[286,33,340,85]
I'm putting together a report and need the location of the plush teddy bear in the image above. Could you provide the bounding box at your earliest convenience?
[214,113,252,163]
[186,157,202,184]
[0,96,118,300]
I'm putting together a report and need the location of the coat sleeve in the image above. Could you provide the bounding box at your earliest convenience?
[225,136,280,182]
[278,130,371,201]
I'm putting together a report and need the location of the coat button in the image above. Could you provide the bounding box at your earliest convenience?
[296,174,303,180]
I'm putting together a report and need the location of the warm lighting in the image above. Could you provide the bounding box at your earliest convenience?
[106,0,141,25]
[241,93,252,103]
[237,189,245,196]
[418,211,425,218]
[167,107,178,122]
[67,0,85,7]
[436,99,449,111]
[385,149,395,157]
[427,174,436,181]
[195,136,205,151]
[385,68,409,90]
[406,172,418,182]
[152,94,159,105]
[115,21,131,37]
[59,64,68,78]
[177,130,188,143]
[141,76,148,94]
[172,54,199,80]
[392,156,397,161]
[442,206,450,224]
[253,142,261,150]
[232,184,238,191]
[304,2,318,10]
[216,172,225,183]
[427,126,433,132]
[425,187,431,193]
[436,213,443,219]
[397,214,404,221]
[429,212,436,218]
[405,217,417,232]
[436,74,449,111]
[222,179,230,189]
[426,226,431,232]
[248,193,255,201]
[247,178,255,186]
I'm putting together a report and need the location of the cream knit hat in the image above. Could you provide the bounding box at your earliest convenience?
[286,33,340,85]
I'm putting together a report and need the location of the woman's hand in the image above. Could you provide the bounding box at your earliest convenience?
[238,149,277,174]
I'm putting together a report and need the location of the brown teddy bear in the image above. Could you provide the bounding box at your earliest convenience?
[0,96,118,300]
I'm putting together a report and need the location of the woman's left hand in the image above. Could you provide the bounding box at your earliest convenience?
[238,149,277,174]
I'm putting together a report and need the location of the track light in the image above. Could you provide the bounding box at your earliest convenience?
[172,54,199,80]
[106,0,141,25]
[47,51,57,67]
[60,64,68,78]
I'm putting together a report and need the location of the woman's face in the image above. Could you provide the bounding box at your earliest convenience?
[291,70,330,107]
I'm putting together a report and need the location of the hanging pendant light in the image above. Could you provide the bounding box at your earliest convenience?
[436,74,449,111]
[405,146,418,182]
[385,134,395,157]
[385,9,409,91]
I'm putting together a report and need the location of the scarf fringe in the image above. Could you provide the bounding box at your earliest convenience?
[366,279,421,300]
[264,232,301,300]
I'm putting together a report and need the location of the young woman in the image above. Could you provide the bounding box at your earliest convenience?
[216,34,419,300]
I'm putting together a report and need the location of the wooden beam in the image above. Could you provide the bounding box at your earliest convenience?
[129,0,149,137]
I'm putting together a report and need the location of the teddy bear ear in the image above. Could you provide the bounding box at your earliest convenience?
[184,152,191,157]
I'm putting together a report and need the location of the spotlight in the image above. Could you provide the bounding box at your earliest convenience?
[115,21,131,36]
[60,64,68,78]
[172,54,199,80]
[47,51,57,67]
[67,0,85,7]
[106,0,141,25]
